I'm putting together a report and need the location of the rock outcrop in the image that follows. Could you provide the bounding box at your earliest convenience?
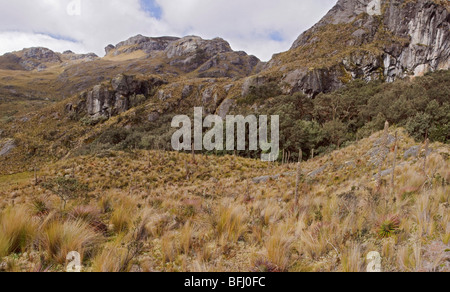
[61,51,98,62]
[0,139,15,157]
[73,74,166,118]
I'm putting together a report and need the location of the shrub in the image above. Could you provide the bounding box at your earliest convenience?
[42,177,89,210]
[97,128,130,145]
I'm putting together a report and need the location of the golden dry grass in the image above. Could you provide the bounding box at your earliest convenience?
[0,128,448,272]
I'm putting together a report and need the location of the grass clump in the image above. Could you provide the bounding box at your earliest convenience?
[216,205,248,243]
[42,220,101,264]
[0,207,37,257]
[111,206,133,234]
[92,240,133,272]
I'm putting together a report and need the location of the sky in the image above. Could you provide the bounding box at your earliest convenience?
[0,0,337,61]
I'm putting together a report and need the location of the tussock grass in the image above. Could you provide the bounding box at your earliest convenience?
[342,243,363,272]
[264,223,294,271]
[216,205,248,243]
[161,233,178,263]
[42,220,101,264]
[0,207,37,257]
[111,207,132,234]
[0,129,449,271]
[92,239,132,272]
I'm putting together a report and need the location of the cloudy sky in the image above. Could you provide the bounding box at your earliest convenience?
[0,0,336,61]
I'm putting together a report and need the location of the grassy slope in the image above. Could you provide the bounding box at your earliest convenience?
[0,129,448,272]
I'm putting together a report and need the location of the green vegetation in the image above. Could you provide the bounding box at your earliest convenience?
[237,81,282,105]
[42,177,89,210]
[247,70,450,161]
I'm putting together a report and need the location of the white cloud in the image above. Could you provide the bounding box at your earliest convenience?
[0,0,336,61]
[0,31,87,54]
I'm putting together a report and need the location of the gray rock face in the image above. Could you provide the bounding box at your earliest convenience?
[252,172,295,184]
[165,36,232,59]
[105,44,115,55]
[197,51,261,78]
[282,67,345,96]
[270,0,450,97]
[107,34,262,78]
[217,98,236,119]
[0,47,98,71]
[202,86,216,105]
[64,52,98,62]
[163,36,262,77]
[148,112,160,122]
[79,74,166,118]
[308,164,331,178]
[404,145,421,159]
[181,85,194,99]
[0,139,15,156]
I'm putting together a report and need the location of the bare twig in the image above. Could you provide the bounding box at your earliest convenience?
[377,121,389,192]
[423,138,429,175]
[391,131,398,194]
[294,149,303,207]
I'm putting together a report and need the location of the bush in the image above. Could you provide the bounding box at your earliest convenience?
[97,128,130,145]
[42,177,89,209]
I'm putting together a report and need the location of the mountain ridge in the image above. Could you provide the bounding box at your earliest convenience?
[0,0,448,103]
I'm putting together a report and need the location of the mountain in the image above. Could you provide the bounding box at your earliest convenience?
[0,0,448,115]
[0,47,98,71]
[0,35,262,100]
[249,0,450,97]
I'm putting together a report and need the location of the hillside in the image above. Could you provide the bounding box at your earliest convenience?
[0,129,448,272]
[258,0,450,97]
[0,0,449,273]
[1,69,448,176]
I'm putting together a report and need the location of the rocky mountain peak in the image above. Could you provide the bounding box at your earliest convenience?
[105,34,180,56]
[22,47,61,63]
